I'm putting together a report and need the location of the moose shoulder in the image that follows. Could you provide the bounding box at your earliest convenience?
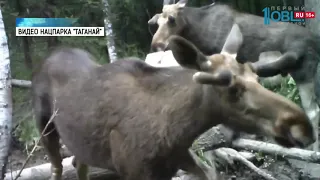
[32,25,314,180]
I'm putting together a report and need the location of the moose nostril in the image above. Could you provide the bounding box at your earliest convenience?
[289,124,316,148]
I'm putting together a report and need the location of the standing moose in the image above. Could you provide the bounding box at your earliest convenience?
[148,0,320,151]
[32,24,315,180]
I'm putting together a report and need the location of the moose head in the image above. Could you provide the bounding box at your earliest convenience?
[168,23,315,148]
[148,0,190,52]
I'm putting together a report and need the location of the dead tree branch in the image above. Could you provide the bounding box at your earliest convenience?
[214,148,277,180]
[13,108,59,180]
[232,139,320,163]
[5,156,119,180]
[11,79,31,88]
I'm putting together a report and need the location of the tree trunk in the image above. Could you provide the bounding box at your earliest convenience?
[0,8,13,179]
[305,0,320,33]
[102,0,118,63]
[305,0,320,151]
[22,37,32,69]
[15,0,33,70]
[46,0,59,49]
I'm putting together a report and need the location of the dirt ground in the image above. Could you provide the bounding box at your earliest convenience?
[7,146,48,174]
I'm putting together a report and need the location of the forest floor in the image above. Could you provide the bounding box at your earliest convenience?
[7,145,48,175]
[5,138,320,180]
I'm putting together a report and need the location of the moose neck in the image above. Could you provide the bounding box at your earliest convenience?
[179,4,235,56]
[162,79,223,149]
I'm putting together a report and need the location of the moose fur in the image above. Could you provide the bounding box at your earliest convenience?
[148,0,320,151]
[32,24,315,180]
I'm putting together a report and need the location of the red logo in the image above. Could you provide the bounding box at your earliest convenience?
[305,12,316,19]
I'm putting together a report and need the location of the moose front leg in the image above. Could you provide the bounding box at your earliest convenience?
[296,82,319,152]
[72,158,89,180]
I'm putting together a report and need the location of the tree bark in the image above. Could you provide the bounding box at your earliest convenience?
[0,8,13,180]
[45,0,59,49]
[102,0,118,63]
[21,37,32,69]
[15,0,33,70]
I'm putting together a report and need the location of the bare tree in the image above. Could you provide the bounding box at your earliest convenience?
[305,0,320,33]
[0,7,13,180]
[15,0,33,69]
[305,0,320,151]
[102,0,118,63]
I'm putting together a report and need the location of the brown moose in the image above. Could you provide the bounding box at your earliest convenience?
[31,24,315,180]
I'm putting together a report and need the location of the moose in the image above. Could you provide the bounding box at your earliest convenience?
[32,24,315,180]
[148,0,320,151]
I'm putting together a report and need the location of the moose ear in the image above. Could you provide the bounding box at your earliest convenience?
[177,0,187,8]
[168,35,209,70]
[221,23,243,59]
[148,14,161,25]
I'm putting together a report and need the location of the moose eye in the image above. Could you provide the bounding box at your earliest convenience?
[168,15,175,24]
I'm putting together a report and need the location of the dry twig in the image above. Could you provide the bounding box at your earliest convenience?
[214,148,277,180]
[13,104,59,180]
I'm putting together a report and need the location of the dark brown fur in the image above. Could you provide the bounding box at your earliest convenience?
[32,28,314,180]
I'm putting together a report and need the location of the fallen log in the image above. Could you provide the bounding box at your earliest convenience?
[4,156,120,180]
[232,139,320,163]
[11,79,31,88]
[193,127,320,164]
[4,156,217,180]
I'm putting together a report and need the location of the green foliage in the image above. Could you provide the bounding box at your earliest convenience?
[264,76,301,106]
[59,36,109,63]
[13,115,40,150]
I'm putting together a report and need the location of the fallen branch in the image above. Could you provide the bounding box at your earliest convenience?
[5,156,119,180]
[4,156,213,180]
[194,127,320,164]
[214,148,277,180]
[232,139,320,163]
[11,79,31,88]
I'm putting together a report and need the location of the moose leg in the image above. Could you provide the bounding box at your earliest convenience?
[39,125,63,180]
[296,81,319,151]
[74,158,89,180]
[33,90,63,179]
